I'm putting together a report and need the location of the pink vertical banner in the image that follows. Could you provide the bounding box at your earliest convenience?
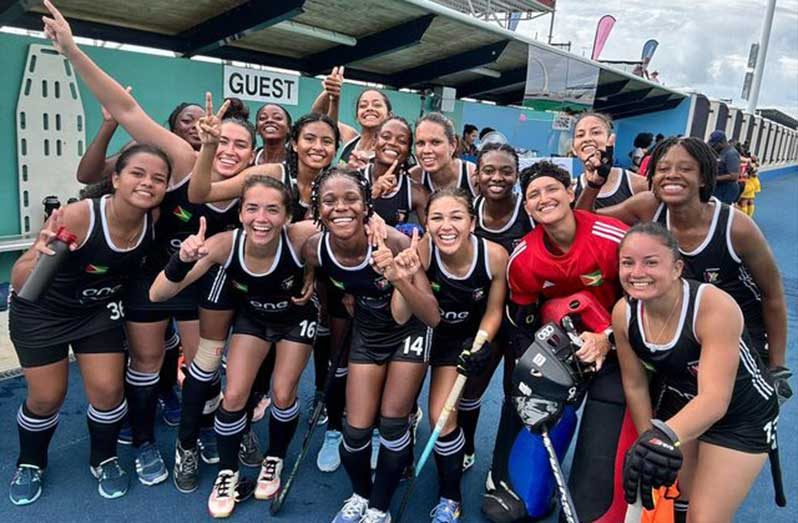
[591,15,616,60]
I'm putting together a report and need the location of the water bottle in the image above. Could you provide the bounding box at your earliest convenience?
[17,227,77,302]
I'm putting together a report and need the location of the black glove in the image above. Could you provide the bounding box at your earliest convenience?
[597,145,614,180]
[770,366,793,405]
[457,338,492,377]
[623,419,682,510]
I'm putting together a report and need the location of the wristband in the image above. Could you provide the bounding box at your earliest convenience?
[164,252,196,282]
[650,419,680,447]
[587,178,606,190]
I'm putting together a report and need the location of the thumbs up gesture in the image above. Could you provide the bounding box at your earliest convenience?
[180,216,208,262]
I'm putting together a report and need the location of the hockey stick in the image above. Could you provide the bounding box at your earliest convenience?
[540,425,580,523]
[769,444,786,507]
[270,332,350,515]
[394,330,489,523]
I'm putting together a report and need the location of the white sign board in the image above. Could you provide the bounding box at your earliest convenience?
[223,65,299,106]
[518,156,576,176]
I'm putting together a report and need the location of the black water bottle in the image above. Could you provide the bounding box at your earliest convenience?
[17,227,77,302]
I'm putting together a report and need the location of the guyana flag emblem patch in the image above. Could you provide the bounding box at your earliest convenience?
[173,205,192,223]
[579,270,603,287]
[85,264,108,274]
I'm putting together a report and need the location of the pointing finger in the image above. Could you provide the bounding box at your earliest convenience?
[410,228,419,250]
[197,216,207,240]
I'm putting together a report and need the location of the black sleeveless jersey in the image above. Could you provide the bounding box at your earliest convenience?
[317,232,396,328]
[422,160,477,197]
[654,199,763,332]
[364,163,413,226]
[627,279,775,423]
[474,194,534,254]
[426,235,492,339]
[276,162,311,223]
[573,169,636,209]
[151,174,239,271]
[340,135,362,164]
[36,196,153,310]
[222,227,309,321]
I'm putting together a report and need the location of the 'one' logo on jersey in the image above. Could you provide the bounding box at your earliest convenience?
[173,206,193,223]
[703,268,720,284]
[579,270,603,287]
[85,264,109,274]
[232,280,249,293]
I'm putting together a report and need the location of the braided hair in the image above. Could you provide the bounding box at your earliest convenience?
[286,113,341,182]
[476,142,519,175]
[310,166,373,229]
[644,136,716,202]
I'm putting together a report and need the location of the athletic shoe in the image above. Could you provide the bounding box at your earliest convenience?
[90,457,129,499]
[158,388,181,427]
[255,456,283,500]
[331,493,369,523]
[208,469,238,519]
[251,395,270,423]
[361,507,392,523]
[9,465,43,506]
[173,441,200,493]
[462,453,475,472]
[117,420,133,445]
[317,430,342,472]
[430,498,461,522]
[135,442,168,486]
[239,428,263,468]
[198,428,220,465]
[308,391,328,426]
[370,428,380,470]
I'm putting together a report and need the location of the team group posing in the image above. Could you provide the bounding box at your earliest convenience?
[7,3,791,523]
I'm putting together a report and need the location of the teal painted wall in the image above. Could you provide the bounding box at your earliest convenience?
[0,32,424,279]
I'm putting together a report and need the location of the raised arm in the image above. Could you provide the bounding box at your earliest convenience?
[43,1,195,182]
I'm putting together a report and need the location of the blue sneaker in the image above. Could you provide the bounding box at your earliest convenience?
[135,442,168,486]
[430,498,461,522]
[117,420,133,446]
[158,388,181,427]
[90,458,129,499]
[198,428,220,464]
[316,430,342,472]
[9,465,43,506]
[331,493,369,523]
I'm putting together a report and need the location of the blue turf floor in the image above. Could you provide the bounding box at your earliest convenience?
[0,171,795,522]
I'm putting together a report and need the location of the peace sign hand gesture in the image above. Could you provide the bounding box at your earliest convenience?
[180,216,209,263]
[195,92,231,145]
[42,1,78,57]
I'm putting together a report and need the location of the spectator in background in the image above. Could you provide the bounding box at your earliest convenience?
[479,127,495,142]
[462,124,479,158]
[638,133,667,176]
[708,130,741,204]
[629,132,654,173]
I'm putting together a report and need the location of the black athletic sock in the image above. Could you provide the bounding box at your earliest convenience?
[214,406,247,473]
[327,367,348,432]
[158,342,179,394]
[16,403,59,469]
[371,424,412,511]
[674,500,689,523]
[457,397,481,455]
[178,362,216,449]
[313,327,331,393]
[87,400,128,467]
[434,427,465,502]
[267,401,300,459]
[490,397,524,485]
[125,368,160,447]
[199,371,222,433]
[341,424,373,499]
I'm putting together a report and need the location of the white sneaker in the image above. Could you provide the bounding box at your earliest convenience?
[255,456,283,500]
[208,470,238,518]
[331,493,369,523]
[361,507,392,523]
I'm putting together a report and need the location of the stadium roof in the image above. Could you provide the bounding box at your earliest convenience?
[757,109,798,130]
[1,0,684,117]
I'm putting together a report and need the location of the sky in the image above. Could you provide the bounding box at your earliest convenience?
[517,0,798,117]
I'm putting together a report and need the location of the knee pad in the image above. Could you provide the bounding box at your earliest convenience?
[193,337,225,374]
[342,422,372,452]
[378,416,410,444]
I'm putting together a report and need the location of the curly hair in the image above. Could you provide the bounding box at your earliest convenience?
[310,166,373,229]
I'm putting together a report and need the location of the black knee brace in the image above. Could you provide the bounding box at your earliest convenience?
[342,423,372,452]
[341,422,374,498]
[378,416,410,443]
